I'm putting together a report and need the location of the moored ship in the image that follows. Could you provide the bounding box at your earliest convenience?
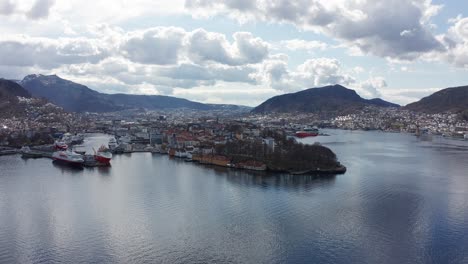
[20,146,43,159]
[108,137,118,150]
[295,127,319,138]
[94,145,112,164]
[52,150,84,166]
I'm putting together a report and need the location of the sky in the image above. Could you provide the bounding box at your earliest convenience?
[1,0,468,106]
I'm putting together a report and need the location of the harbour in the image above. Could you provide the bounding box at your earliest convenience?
[1,130,468,263]
[1,1,468,263]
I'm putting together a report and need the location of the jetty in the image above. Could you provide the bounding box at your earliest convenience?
[0,147,19,156]
[19,147,110,167]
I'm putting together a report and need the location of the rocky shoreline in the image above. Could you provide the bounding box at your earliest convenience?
[288,165,347,175]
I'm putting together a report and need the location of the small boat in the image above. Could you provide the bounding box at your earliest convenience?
[175,149,188,158]
[151,146,161,154]
[54,140,68,151]
[94,145,112,164]
[184,149,194,161]
[111,147,124,154]
[160,148,168,155]
[52,150,84,166]
[61,133,72,144]
[144,145,154,152]
[20,146,43,158]
[70,134,84,144]
[168,148,176,157]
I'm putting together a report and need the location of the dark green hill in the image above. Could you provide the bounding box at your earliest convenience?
[252,85,399,116]
[404,86,468,114]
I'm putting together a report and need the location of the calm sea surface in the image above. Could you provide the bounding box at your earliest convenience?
[1,130,467,264]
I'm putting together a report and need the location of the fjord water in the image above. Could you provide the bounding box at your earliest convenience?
[1,131,467,264]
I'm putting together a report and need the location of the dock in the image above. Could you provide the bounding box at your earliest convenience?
[20,149,110,167]
[0,148,19,156]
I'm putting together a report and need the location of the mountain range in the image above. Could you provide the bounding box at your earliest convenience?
[19,74,250,113]
[2,74,467,116]
[251,85,399,116]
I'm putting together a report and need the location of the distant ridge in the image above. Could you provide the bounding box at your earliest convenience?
[252,84,399,116]
[0,79,32,118]
[0,78,31,98]
[19,74,250,113]
[20,74,120,113]
[404,86,468,114]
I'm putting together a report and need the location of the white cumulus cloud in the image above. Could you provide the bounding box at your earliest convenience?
[185,0,445,60]
[0,0,15,15]
[121,27,186,65]
[27,0,55,19]
[186,29,269,66]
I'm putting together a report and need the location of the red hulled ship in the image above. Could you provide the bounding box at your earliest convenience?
[295,127,319,138]
[94,145,112,164]
[52,150,84,166]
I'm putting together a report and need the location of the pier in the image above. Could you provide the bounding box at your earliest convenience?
[20,147,110,167]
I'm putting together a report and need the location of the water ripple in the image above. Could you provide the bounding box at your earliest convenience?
[1,132,468,263]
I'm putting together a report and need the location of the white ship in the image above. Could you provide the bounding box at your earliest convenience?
[94,145,112,164]
[52,150,84,166]
[108,137,118,150]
